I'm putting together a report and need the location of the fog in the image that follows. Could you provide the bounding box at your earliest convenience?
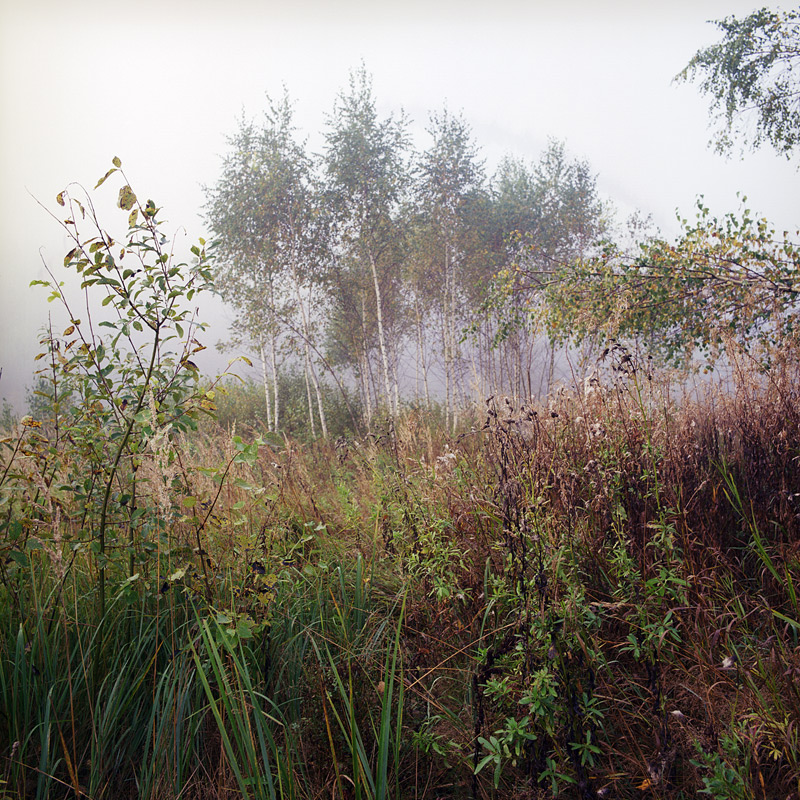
[1,0,797,410]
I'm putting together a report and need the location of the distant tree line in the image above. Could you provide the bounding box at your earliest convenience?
[205,68,607,433]
[207,3,800,437]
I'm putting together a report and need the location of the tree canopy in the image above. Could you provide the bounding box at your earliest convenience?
[204,34,800,433]
[205,71,610,425]
[530,7,800,371]
[677,6,800,158]
[539,201,800,366]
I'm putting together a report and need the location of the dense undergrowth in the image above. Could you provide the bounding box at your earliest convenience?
[2,344,799,800]
[2,164,799,799]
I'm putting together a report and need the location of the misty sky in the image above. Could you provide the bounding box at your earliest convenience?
[1,0,797,410]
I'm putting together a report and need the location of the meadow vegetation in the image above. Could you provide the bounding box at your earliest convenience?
[4,14,800,788]
[3,335,800,799]
[1,165,799,799]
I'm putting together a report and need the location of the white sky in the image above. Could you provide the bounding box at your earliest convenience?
[1,0,797,409]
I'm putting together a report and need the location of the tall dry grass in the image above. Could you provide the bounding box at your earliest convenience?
[2,344,799,798]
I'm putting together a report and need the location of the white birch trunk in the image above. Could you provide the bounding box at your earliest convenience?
[291,256,328,439]
[392,355,400,418]
[368,249,395,417]
[310,358,328,438]
[259,341,272,431]
[361,347,372,427]
[270,326,279,431]
[446,240,460,433]
[303,349,316,438]
[414,296,431,409]
[441,308,451,431]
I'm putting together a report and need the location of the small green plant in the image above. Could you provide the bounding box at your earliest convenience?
[409,714,463,765]
[569,729,602,768]
[519,666,559,735]
[538,755,577,796]
[692,738,753,800]
[475,715,537,789]
[27,159,216,620]
[406,517,468,600]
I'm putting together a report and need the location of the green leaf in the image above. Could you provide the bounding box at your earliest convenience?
[112,156,122,168]
[8,550,30,568]
[475,753,496,776]
[118,185,137,211]
[169,566,188,582]
[95,167,118,189]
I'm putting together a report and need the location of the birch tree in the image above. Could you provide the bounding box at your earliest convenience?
[488,142,607,396]
[416,109,485,429]
[677,6,800,158]
[205,119,284,430]
[323,67,409,421]
[206,95,330,435]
